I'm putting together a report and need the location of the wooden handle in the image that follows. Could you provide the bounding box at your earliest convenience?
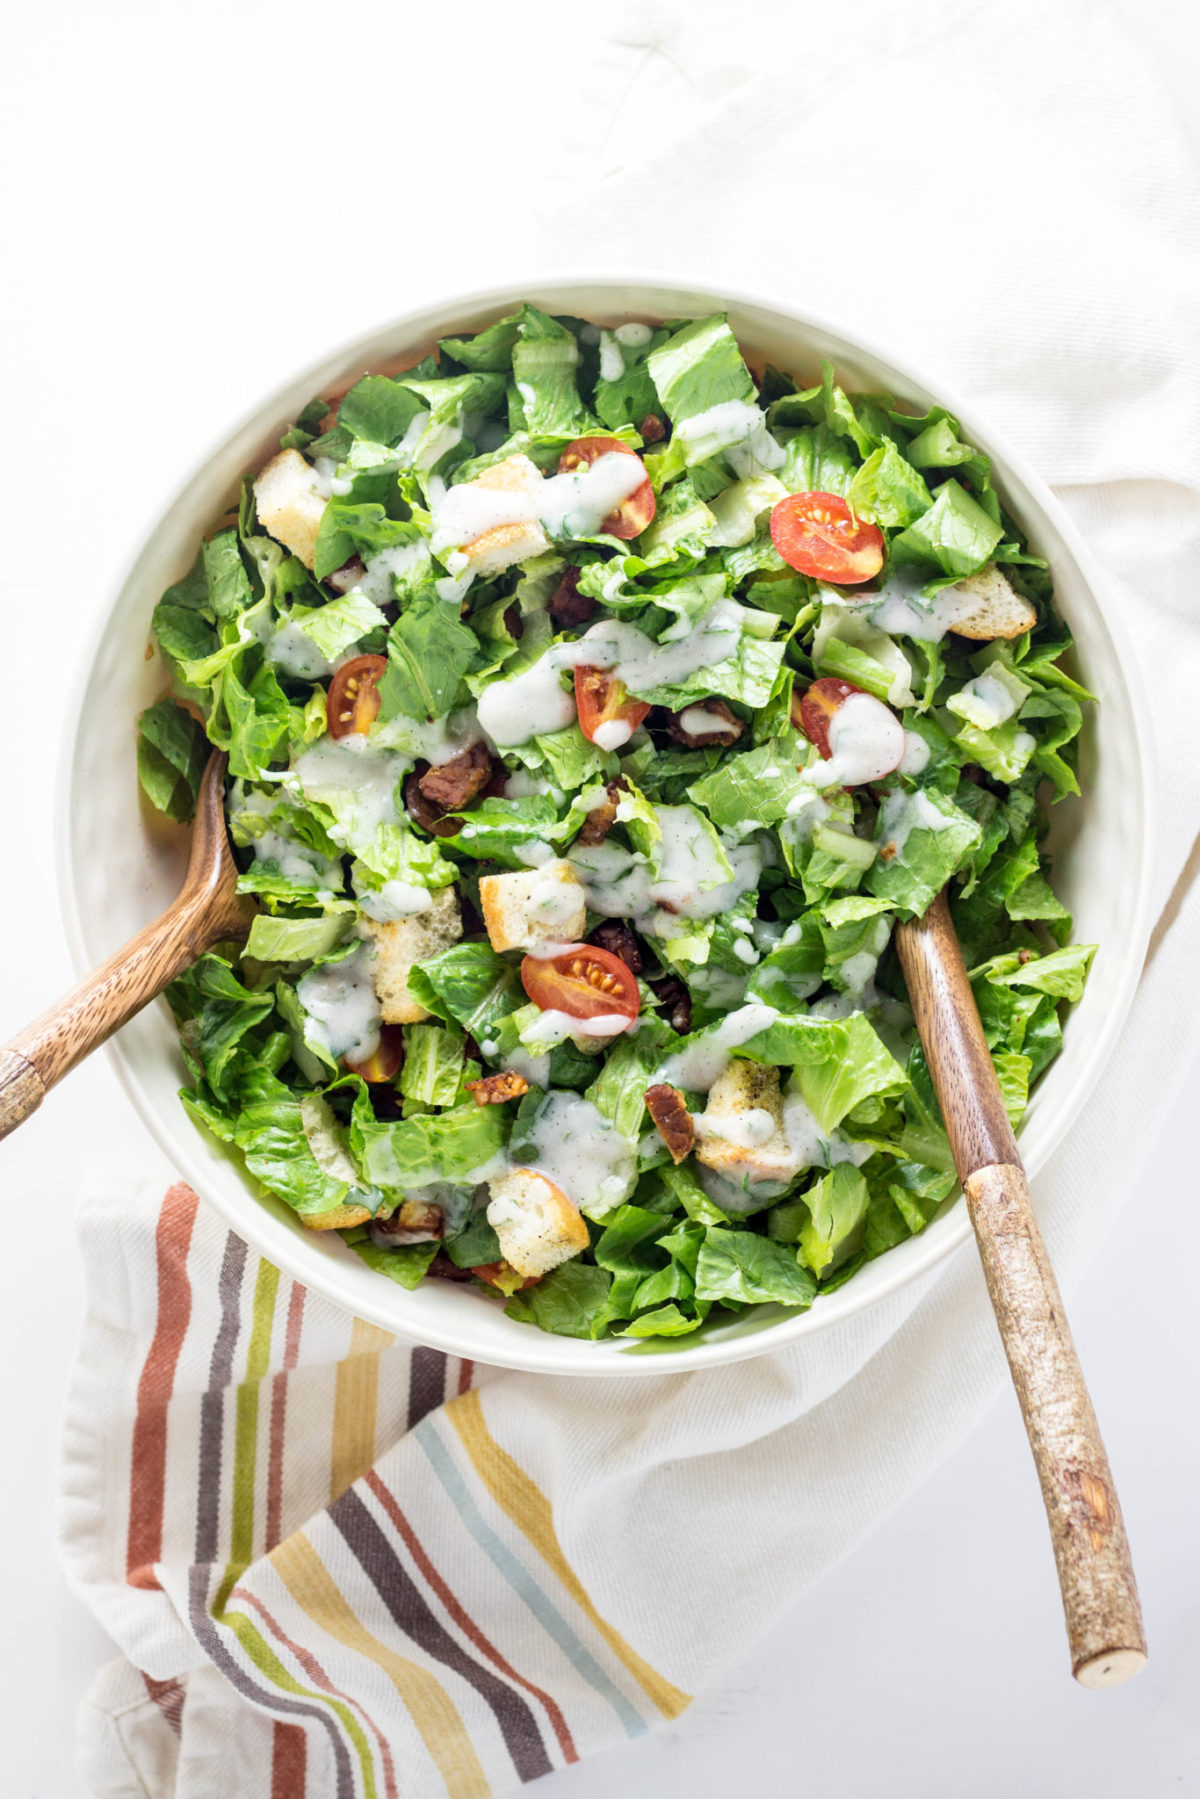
[896,890,1146,1688]
[0,753,252,1141]
[0,886,243,1140]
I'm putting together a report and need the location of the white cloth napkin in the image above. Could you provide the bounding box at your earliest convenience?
[62,1,1200,1791]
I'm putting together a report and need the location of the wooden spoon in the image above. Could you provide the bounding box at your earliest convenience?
[0,753,253,1139]
[896,889,1146,1687]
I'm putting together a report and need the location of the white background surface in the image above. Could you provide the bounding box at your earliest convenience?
[2,3,1198,1794]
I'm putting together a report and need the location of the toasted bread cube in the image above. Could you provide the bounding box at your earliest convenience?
[301,1201,373,1231]
[457,455,552,577]
[486,1168,589,1278]
[252,448,329,569]
[363,886,462,1024]
[479,861,586,953]
[694,1061,800,1184]
[946,565,1037,641]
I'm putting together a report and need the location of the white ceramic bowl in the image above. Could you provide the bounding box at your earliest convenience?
[59,275,1156,1376]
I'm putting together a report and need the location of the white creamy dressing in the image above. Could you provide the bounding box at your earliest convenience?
[500,1046,552,1088]
[656,1003,779,1092]
[514,1092,637,1216]
[503,769,556,800]
[852,564,994,643]
[375,705,482,768]
[674,399,786,478]
[291,735,405,846]
[268,620,333,680]
[311,457,354,499]
[240,789,341,891]
[297,946,381,1065]
[521,861,589,935]
[678,705,729,735]
[511,840,556,867]
[521,1008,634,1051]
[568,815,759,934]
[476,600,745,749]
[876,787,957,859]
[356,540,429,606]
[431,452,647,557]
[355,879,433,922]
[615,321,654,348]
[598,333,625,383]
[897,731,931,776]
[808,692,906,789]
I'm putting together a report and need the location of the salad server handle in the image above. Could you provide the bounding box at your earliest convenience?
[895,888,1146,1689]
[0,752,251,1140]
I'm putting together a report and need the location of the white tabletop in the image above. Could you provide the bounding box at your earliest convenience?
[3,2,1198,1792]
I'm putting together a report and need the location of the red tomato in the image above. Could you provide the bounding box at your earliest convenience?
[573,665,651,749]
[770,492,884,584]
[521,944,641,1025]
[557,436,656,539]
[471,1262,541,1293]
[326,654,388,739]
[344,1022,405,1083]
[796,677,863,759]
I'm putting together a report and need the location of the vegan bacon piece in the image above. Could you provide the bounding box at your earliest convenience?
[665,698,746,749]
[465,1070,530,1107]
[575,777,627,847]
[587,919,644,975]
[371,1200,445,1244]
[404,768,461,837]
[418,740,493,811]
[640,412,667,443]
[548,566,598,629]
[644,1082,695,1165]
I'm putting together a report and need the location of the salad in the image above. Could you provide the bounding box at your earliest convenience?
[137,305,1095,1343]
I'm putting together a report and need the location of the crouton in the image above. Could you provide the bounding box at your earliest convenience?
[458,455,552,578]
[362,885,462,1024]
[694,1062,800,1185]
[479,860,586,953]
[252,448,329,569]
[945,565,1037,641]
[486,1167,590,1278]
[301,1201,373,1231]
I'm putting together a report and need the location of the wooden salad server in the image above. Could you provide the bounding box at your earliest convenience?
[896,889,1146,1687]
[0,753,253,1140]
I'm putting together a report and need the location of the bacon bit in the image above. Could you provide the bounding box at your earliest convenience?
[548,567,598,629]
[878,841,898,863]
[374,1200,445,1242]
[588,919,644,975]
[576,777,627,847]
[1017,947,1034,965]
[418,741,493,811]
[650,975,692,1034]
[503,601,524,640]
[404,768,461,837]
[465,1070,530,1107]
[665,698,745,749]
[640,412,667,444]
[428,1251,474,1282]
[326,555,366,595]
[644,1083,695,1164]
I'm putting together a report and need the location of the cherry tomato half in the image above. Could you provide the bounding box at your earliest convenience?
[573,665,651,750]
[770,492,884,584]
[326,654,388,739]
[557,436,656,539]
[521,944,641,1025]
[344,1022,405,1083]
[471,1261,541,1294]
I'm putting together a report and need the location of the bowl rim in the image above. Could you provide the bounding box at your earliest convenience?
[55,267,1159,1376]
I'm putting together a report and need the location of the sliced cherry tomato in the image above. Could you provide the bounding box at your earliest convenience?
[471,1261,541,1294]
[770,491,884,584]
[326,654,388,739]
[521,944,641,1024]
[344,1022,405,1083]
[557,436,656,539]
[795,677,862,759]
[574,665,651,750]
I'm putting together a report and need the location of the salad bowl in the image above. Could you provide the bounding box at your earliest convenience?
[58,274,1156,1376]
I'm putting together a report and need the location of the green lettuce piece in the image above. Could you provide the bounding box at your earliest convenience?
[620,1303,704,1338]
[889,480,1003,578]
[787,1015,907,1133]
[796,1164,870,1278]
[504,1262,614,1340]
[407,942,523,1041]
[137,699,209,822]
[214,652,293,780]
[439,312,522,372]
[745,923,825,1012]
[688,736,811,835]
[585,1017,673,1142]
[980,943,1096,1003]
[377,600,479,722]
[313,503,417,582]
[647,314,755,424]
[348,1240,441,1288]
[866,789,983,918]
[287,589,382,663]
[337,375,425,446]
[244,912,350,963]
[202,530,253,621]
[230,1072,367,1218]
[399,1023,468,1108]
[354,1100,507,1190]
[694,1229,817,1308]
[592,1204,671,1274]
[510,307,590,436]
[166,954,275,1099]
[953,716,1037,784]
[778,424,857,497]
[846,440,932,527]
[594,326,667,432]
